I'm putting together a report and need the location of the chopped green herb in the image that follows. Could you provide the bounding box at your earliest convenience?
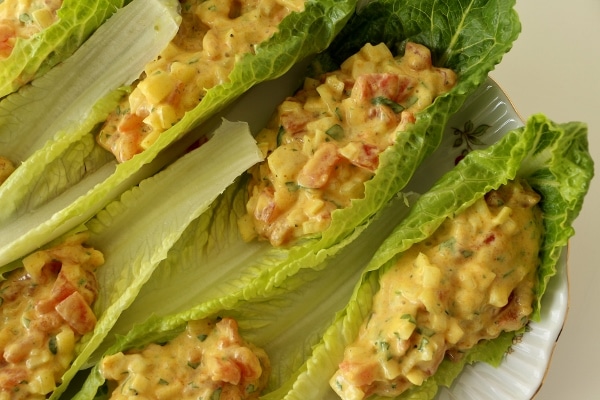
[285,181,300,192]
[211,387,222,400]
[325,124,344,140]
[276,125,285,146]
[188,361,201,369]
[401,314,416,324]
[377,340,390,352]
[460,249,474,258]
[418,336,430,351]
[19,13,32,23]
[371,96,404,113]
[48,336,58,355]
[158,378,169,385]
[439,238,456,252]
[197,334,208,342]
[334,107,343,121]
[416,326,436,337]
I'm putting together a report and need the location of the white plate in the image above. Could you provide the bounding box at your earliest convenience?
[408,79,568,400]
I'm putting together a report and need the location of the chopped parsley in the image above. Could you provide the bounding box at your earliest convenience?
[371,96,405,113]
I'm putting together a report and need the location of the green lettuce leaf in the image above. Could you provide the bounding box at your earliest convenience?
[267,114,592,399]
[0,0,358,269]
[0,0,127,98]
[42,120,263,398]
[73,190,418,399]
[311,0,522,249]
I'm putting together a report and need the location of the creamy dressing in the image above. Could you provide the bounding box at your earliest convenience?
[0,156,15,185]
[100,317,270,400]
[96,0,306,162]
[239,42,457,246]
[330,181,543,399]
[0,233,103,399]
[0,0,62,58]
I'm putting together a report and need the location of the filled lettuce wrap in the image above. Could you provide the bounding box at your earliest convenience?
[0,0,126,98]
[0,0,358,268]
[264,113,593,399]
[0,120,263,399]
[74,112,592,399]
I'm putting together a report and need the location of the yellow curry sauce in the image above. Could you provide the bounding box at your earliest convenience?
[96,0,306,162]
[0,0,62,59]
[100,317,270,400]
[239,42,457,246]
[0,233,103,399]
[330,181,544,399]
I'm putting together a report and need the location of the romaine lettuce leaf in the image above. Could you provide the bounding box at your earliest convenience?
[73,190,418,400]
[0,0,126,98]
[0,0,358,269]
[266,114,593,400]
[46,120,263,398]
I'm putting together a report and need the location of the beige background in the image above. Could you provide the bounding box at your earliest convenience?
[491,1,599,398]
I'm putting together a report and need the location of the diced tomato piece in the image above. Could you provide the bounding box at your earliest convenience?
[339,141,380,171]
[37,265,97,314]
[297,142,340,188]
[279,107,313,135]
[351,73,415,104]
[55,292,97,335]
[0,24,15,58]
[118,112,145,133]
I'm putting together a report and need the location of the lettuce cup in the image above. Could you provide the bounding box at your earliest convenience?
[266,114,592,399]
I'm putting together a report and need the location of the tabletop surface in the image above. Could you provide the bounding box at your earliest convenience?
[491,1,600,399]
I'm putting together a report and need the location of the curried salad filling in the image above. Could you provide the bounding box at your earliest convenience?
[100,317,270,400]
[330,180,544,399]
[0,233,103,399]
[239,42,457,246]
[0,0,62,59]
[96,0,306,162]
